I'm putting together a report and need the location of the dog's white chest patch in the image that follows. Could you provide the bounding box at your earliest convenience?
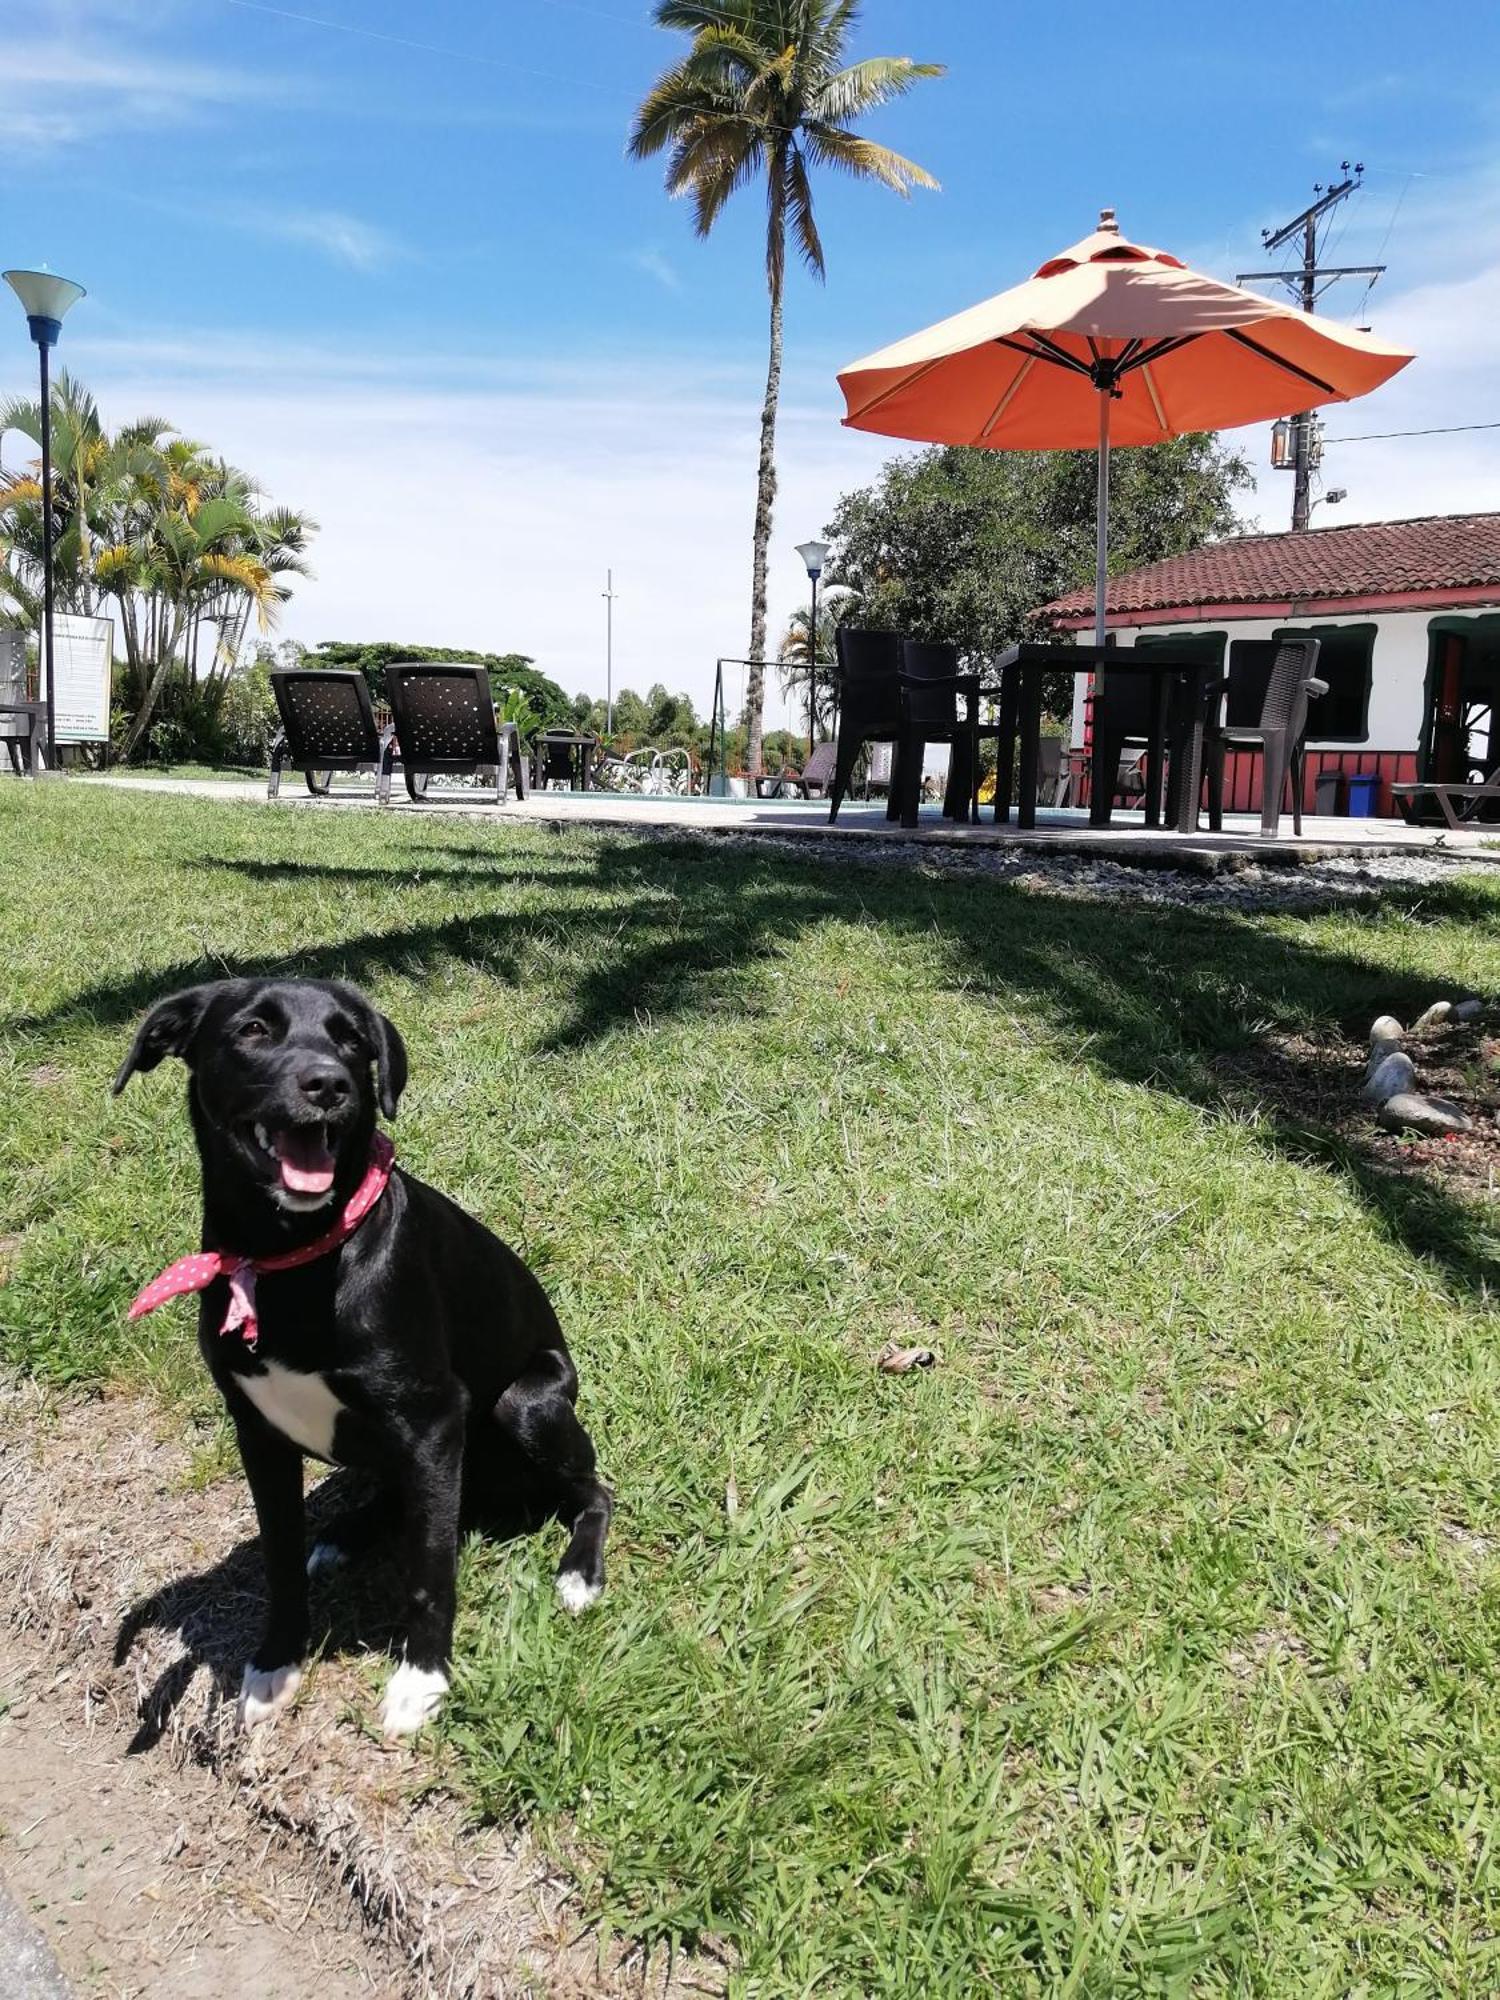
[241,1362,345,1460]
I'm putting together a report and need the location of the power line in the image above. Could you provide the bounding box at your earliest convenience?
[1323,421,1500,442]
[1239,167,1380,530]
[219,0,619,93]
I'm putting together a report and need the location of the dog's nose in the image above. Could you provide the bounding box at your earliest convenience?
[295,1065,353,1112]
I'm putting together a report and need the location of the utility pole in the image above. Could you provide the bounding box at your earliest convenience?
[1237,164,1385,531]
[601,568,617,735]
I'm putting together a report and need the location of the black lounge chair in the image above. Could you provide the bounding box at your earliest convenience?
[797,743,838,797]
[1202,636,1325,836]
[1391,765,1500,828]
[269,669,394,801]
[384,663,529,806]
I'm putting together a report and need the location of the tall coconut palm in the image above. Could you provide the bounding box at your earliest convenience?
[629,1,940,773]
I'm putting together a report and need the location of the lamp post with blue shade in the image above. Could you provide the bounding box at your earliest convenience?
[795,539,829,766]
[5,269,86,769]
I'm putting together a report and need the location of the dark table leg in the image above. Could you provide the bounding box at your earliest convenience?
[994,666,1018,823]
[1170,671,1206,834]
[1143,671,1168,830]
[1017,669,1042,831]
[968,688,981,824]
[1089,706,1112,828]
[941,735,966,820]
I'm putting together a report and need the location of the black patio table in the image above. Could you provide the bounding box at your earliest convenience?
[986,642,1209,834]
[532,727,598,792]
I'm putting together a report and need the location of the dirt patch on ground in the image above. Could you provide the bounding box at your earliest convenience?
[0,1383,724,1998]
[0,1627,405,1999]
[1212,1011,1500,1197]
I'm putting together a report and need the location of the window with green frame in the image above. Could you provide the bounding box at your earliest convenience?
[1272,623,1374,741]
[1129,630,1228,668]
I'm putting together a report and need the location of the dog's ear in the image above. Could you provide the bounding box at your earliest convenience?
[112,983,228,1095]
[370,1006,408,1119]
[334,985,407,1118]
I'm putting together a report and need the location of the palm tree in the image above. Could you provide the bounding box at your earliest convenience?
[0,383,314,759]
[630,1,940,774]
[776,596,840,738]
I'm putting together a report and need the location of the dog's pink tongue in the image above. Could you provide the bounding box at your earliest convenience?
[273,1128,336,1195]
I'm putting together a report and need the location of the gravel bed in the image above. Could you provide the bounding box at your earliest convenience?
[598,821,1498,910]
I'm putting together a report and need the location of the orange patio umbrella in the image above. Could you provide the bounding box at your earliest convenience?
[837,210,1414,646]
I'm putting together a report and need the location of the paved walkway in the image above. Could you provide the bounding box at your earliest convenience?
[73,772,1498,865]
[0,1883,70,2000]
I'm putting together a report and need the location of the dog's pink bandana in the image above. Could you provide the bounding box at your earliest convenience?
[128,1134,395,1351]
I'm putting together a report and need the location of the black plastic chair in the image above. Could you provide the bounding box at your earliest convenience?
[1088,650,1209,822]
[384,663,528,806]
[1203,637,1326,836]
[896,640,981,830]
[269,669,394,802]
[827,628,902,823]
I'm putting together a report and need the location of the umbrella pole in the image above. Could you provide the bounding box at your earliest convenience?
[1094,388,1110,650]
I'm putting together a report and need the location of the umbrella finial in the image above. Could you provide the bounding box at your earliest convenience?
[1098,207,1119,234]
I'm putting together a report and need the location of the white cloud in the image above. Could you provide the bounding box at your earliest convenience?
[626,248,682,293]
[0,36,296,154]
[1233,239,1500,532]
[242,209,406,273]
[63,330,891,731]
[42,143,1500,731]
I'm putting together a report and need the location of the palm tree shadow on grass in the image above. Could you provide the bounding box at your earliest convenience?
[540,841,1500,1304]
[13,836,1500,1303]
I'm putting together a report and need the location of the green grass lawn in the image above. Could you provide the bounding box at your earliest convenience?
[3,783,1499,1997]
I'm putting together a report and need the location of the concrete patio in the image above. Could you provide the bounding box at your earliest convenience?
[70,771,1500,868]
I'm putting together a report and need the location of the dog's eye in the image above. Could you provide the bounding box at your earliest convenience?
[327,1019,362,1053]
[238,1020,270,1043]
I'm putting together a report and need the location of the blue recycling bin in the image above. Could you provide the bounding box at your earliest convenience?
[1346,772,1380,818]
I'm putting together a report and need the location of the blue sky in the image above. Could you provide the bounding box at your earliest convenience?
[6,0,1498,719]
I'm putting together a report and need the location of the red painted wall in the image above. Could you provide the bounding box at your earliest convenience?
[1069,747,1418,817]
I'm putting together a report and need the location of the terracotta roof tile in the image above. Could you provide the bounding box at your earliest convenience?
[1037,512,1500,624]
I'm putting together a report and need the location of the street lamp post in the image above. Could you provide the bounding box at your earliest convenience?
[4,270,86,770]
[601,567,617,736]
[795,539,829,765]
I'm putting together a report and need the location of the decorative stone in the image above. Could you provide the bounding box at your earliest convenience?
[1362,1052,1417,1104]
[1452,999,1484,1023]
[1378,1092,1473,1137]
[1369,1014,1404,1048]
[1411,1001,1452,1033]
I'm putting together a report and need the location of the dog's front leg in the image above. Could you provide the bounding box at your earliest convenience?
[380,1398,465,1738]
[233,1409,309,1728]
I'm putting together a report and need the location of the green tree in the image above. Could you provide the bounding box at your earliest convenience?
[301,641,572,727]
[645,683,699,744]
[825,436,1253,714]
[0,378,316,760]
[629,1,941,774]
[776,596,844,740]
[607,687,652,741]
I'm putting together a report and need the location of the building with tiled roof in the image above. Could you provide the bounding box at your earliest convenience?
[1037,513,1500,626]
[1036,514,1500,819]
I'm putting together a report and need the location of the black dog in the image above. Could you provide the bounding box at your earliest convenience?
[114,977,611,1735]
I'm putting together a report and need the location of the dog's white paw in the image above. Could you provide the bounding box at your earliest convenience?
[380,1662,448,1738]
[555,1570,602,1615]
[238,1661,303,1729]
[306,1540,347,1578]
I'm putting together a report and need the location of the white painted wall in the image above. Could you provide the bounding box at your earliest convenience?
[1068,605,1500,750]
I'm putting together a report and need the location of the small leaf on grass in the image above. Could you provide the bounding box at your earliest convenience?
[877,1343,937,1374]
